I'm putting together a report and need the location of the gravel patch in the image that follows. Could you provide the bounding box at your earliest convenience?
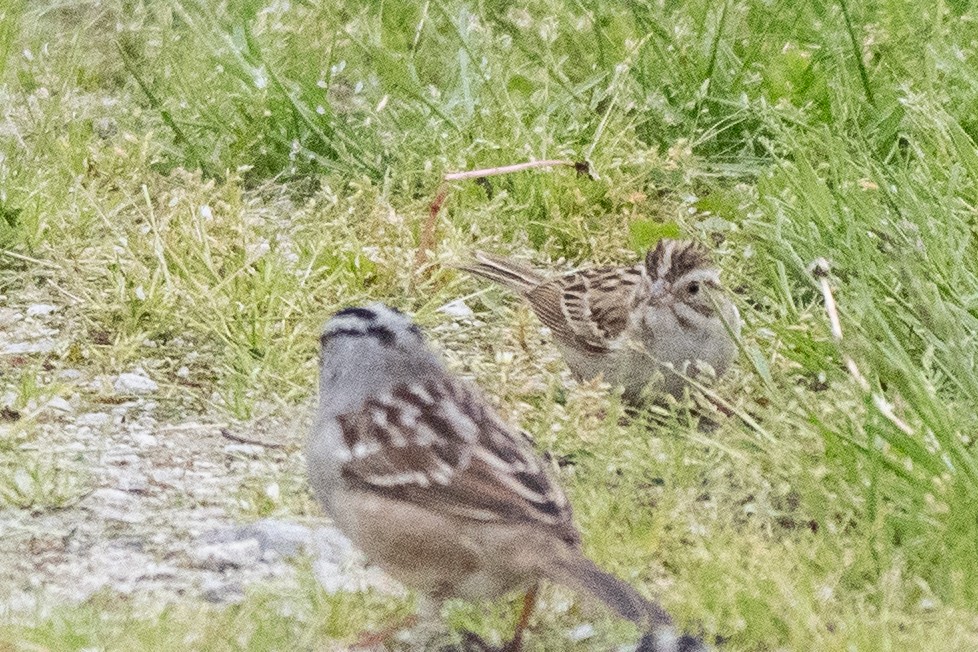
[0,296,399,617]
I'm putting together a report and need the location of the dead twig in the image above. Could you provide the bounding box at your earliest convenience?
[443,159,585,181]
[158,422,226,433]
[811,258,915,437]
[219,427,287,449]
[414,184,450,275]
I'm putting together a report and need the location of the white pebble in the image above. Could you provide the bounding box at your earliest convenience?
[189,540,262,571]
[26,304,58,317]
[131,432,158,447]
[114,372,158,394]
[436,298,474,318]
[223,444,264,458]
[76,412,111,427]
[567,624,595,642]
[46,396,73,413]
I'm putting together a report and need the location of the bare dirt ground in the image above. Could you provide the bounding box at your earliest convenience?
[0,294,397,621]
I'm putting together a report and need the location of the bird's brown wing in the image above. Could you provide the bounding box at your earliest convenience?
[338,378,577,542]
[525,265,645,354]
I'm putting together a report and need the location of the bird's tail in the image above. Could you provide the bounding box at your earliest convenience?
[544,553,710,652]
[460,251,547,295]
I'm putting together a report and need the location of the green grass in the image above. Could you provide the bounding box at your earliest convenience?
[0,452,90,512]
[1,568,415,652]
[2,0,978,649]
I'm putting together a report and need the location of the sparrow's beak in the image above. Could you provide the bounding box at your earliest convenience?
[648,279,671,304]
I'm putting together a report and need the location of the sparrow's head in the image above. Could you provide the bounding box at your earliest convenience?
[322,303,425,351]
[642,239,725,320]
[316,303,453,418]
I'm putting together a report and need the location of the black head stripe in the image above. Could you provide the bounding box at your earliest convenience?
[322,327,365,340]
[366,325,396,347]
[320,328,361,348]
[645,239,713,283]
[322,304,421,349]
[321,325,396,348]
[333,306,379,322]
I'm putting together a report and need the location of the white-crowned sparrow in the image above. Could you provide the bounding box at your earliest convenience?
[307,303,709,651]
[462,239,741,404]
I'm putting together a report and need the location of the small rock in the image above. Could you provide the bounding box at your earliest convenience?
[437,298,474,318]
[223,444,264,458]
[189,540,262,572]
[109,538,145,553]
[130,432,157,447]
[111,406,131,419]
[114,372,158,394]
[202,580,246,604]
[176,366,190,378]
[76,412,111,427]
[1,339,57,354]
[149,468,185,486]
[94,117,118,139]
[89,488,146,524]
[12,468,32,494]
[103,453,140,467]
[205,519,313,559]
[140,562,179,581]
[26,304,58,317]
[114,473,149,494]
[89,487,136,505]
[46,396,73,413]
[567,624,595,642]
[59,369,82,380]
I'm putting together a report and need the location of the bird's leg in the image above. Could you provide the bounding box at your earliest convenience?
[503,583,539,652]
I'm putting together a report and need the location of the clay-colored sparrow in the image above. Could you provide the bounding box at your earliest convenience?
[463,239,741,403]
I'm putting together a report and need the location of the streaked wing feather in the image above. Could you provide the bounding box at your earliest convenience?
[523,282,605,353]
[526,266,644,354]
[339,379,575,536]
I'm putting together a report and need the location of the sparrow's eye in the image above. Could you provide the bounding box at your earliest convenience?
[687,281,700,295]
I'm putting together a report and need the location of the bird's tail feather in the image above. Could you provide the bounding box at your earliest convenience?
[544,554,710,652]
[460,251,546,294]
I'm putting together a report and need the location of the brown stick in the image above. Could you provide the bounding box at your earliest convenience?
[444,159,578,181]
[505,583,539,652]
[219,427,287,449]
[414,183,449,275]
